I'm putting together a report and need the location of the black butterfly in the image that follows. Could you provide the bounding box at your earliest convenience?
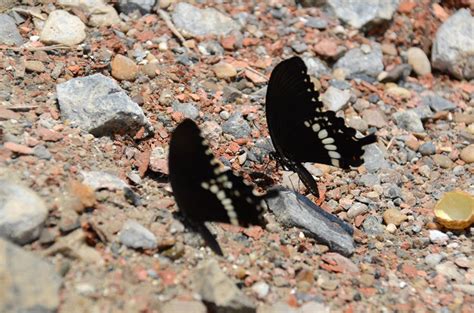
[168,119,277,255]
[266,56,377,197]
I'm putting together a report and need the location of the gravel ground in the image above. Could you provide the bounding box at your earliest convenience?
[0,1,473,312]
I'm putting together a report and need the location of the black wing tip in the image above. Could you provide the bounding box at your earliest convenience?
[358,133,377,146]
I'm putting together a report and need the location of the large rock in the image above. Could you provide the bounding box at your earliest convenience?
[40,10,86,46]
[0,14,24,46]
[0,238,62,313]
[327,0,399,29]
[193,259,256,313]
[56,74,153,137]
[172,2,240,37]
[334,43,384,81]
[266,189,355,256]
[0,180,48,245]
[432,9,474,80]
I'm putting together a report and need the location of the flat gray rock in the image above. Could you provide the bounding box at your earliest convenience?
[363,143,389,173]
[327,0,399,29]
[81,170,129,191]
[57,73,152,137]
[432,9,474,80]
[266,189,355,256]
[172,102,199,119]
[0,14,24,46]
[119,219,157,249]
[393,110,424,132]
[0,238,62,313]
[0,180,48,245]
[193,259,256,313]
[222,112,251,139]
[172,2,240,37]
[334,43,384,80]
[422,94,456,112]
[303,57,330,77]
[320,86,351,111]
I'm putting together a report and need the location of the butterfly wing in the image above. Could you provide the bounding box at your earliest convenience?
[266,56,376,169]
[168,119,271,228]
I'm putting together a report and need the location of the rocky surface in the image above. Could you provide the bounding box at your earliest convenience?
[0,1,473,312]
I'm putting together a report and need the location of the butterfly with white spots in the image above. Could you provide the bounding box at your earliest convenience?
[265,56,377,197]
[168,119,278,255]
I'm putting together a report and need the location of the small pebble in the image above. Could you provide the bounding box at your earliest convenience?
[429,230,449,245]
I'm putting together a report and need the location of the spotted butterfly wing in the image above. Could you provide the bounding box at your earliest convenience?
[168,119,276,255]
[266,56,376,196]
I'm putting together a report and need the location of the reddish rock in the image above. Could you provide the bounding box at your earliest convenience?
[37,127,63,142]
[4,142,34,155]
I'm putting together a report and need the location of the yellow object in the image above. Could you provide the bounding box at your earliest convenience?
[434,191,474,230]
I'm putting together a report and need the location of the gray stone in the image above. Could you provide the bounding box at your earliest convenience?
[222,86,242,103]
[119,219,157,249]
[305,17,328,29]
[267,189,355,256]
[291,41,308,53]
[172,2,240,37]
[117,0,155,14]
[425,253,443,267]
[0,238,62,313]
[383,184,402,199]
[193,259,256,313]
[327,0,399,29]
[422,94,456,112]
[358,173,380,186]
[334,43,384,80]
[0,14,24,46]
[347,202,369,219]
[81,171,129,191]
[320,86,351,111]
[429,229,449,245]
[432,9,474,80]
[303,57,331,77]
[393,110,424,132]
[412,102,434,120]
[419,141,436,156]
[40,10,86,46]
[363,143,389,173]
[172,102,199,119]
[33,145,52,160]
[329,79,352,90]
[379,64,412,83]
[222,112,251,139]
[57,74,152,137]
[0,180,48,245]
[362,215,384,235]
[198,40,225,56]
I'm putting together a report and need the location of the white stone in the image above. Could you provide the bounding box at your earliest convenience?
[40,10,86,46]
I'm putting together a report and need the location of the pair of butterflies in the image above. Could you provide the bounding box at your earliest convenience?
[168,56,376,255]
